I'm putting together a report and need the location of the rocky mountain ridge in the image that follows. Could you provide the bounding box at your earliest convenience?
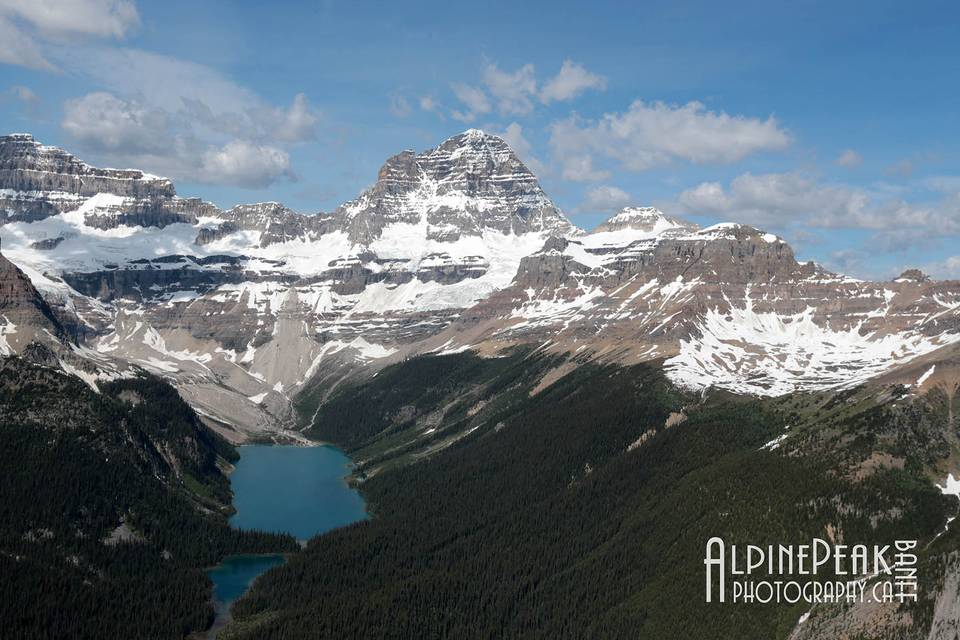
[443,216,960,396]
[1,130,959,438]
[0,130,575,438]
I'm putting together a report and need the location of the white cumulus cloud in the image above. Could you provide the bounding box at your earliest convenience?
[61,91,295,188]
[540,60,606,104]
[62,91,169,153]
[550,100,791,178]
[678,171,960,234]
[54,47,321,188]
[271,93,319,141]
[199,140,291,188]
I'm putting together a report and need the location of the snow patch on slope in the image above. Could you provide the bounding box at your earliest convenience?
[916,365,937,387]
[0,316,16,356]
[665,296,960,396]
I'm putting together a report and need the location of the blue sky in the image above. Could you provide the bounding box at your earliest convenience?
[2,0,959,279]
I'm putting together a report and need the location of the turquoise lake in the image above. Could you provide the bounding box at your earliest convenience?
[228,444,367,540]
[206,444,367,632]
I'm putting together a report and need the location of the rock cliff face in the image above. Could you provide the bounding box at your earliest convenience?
[333,129,573,244]
[0,134,175,199]
[1,133,960,437]
[0,130,573,438]
[0,247,65,347]
[442,208,960,397]
[0,133,179,225]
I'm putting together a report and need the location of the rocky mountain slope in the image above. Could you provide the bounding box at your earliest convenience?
[224,350,960,640]
[0,130,572,438]
[0,246,66,352]
[1,130,959,440]
[439,209,960,396]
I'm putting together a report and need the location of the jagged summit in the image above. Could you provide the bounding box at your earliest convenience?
[333,128,572,243]
[0,131,582,434]
[449,127,509,147]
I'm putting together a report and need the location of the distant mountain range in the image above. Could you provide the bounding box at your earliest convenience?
[1,130,959,441]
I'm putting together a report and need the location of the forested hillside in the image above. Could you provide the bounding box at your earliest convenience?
[226,354,960,639]
[0,356,297,640]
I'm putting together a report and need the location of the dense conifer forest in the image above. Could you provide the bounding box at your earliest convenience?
[0,357,297,639]
[224,353,958,639]
[2,349,957,639]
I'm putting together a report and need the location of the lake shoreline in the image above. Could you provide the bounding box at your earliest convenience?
[202,553,291,639]
[201,443,368,638]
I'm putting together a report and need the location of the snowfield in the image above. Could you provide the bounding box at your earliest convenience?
[664,296,960,396]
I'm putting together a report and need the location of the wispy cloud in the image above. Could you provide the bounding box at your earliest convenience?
[834,149,862,169]
[482,62,537,115]
[549,100,790,180]
[0,0,139,71]
[494,122,546,175]
[677,172,960,250]
[54,44,322,188]
[448,59,606,122]
[3,84,41,115]
[450,82,491,122]
[581,184,632,213]
[419,95,439,113]
[388,92,412,118]
[923,255,960,280]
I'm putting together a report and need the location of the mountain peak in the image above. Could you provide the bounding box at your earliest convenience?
[461,128,489,139]
[897,268,930,283]
[436,128,513,158]
[336,130,572,242]
[593,206,698,235]
[454,128,507,144]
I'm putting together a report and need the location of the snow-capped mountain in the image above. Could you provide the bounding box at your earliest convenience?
[1,130,959,439]
[334,128,572,243]
[0,130,575,438]
[442,211,960,396]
